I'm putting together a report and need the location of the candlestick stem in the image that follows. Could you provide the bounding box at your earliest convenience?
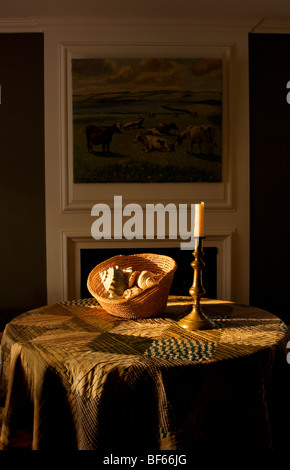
[178,237,215,331]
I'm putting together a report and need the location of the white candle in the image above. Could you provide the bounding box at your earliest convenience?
[199,202,204,237]
[194,202,204,237]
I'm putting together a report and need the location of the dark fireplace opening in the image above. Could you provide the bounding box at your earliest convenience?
[81,247,217,300]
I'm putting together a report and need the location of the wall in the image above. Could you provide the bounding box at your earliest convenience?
[249,31,290,323]
[42,19,252,305]
[0,32,46,327]
[1,19,290,327]
[0,19,263,320]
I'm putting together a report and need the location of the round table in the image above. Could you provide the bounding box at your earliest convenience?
[0,296,289,451]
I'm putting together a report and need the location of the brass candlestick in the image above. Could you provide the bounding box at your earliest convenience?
[178,237,215,331]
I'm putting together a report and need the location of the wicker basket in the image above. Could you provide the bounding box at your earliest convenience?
[87,253,177,319]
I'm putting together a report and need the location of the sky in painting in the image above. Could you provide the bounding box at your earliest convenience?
[72,58,222,96]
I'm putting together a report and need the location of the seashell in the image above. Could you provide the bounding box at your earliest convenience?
[99,265,162,298]
[121,267,134,285]
[136,271,161,290]
[123,286,142,299]
[100,266,128,297]
[128,270,141,288]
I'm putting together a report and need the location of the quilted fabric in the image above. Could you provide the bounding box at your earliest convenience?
[0,296,289,451]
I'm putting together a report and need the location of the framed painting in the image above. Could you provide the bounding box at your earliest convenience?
[72,57,223,184]
[60,42,232,211]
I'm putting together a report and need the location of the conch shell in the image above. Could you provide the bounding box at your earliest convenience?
[136,271,162,289]
[100,266,129,298]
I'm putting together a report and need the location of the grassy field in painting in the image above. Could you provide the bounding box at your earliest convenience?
[73,96,222,183]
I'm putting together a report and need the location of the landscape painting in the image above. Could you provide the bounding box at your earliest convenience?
[72,58,223,183]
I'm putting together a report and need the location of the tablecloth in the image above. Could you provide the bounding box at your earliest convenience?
[0,296,289,451]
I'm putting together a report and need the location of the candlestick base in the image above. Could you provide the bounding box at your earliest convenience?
[178,304,215,330]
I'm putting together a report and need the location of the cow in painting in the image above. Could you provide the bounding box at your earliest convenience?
[86,123,121,153]
[176,124,216,155]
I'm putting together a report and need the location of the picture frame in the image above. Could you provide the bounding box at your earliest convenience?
[72,57,222,184]
[60,42,232,212]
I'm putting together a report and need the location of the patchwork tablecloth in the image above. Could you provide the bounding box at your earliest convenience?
[0,296,289,451]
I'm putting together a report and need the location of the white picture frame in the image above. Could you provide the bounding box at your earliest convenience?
[60,42,233,213]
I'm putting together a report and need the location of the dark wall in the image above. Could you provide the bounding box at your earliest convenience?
[0,33,46,328]
[249,33,290,323]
